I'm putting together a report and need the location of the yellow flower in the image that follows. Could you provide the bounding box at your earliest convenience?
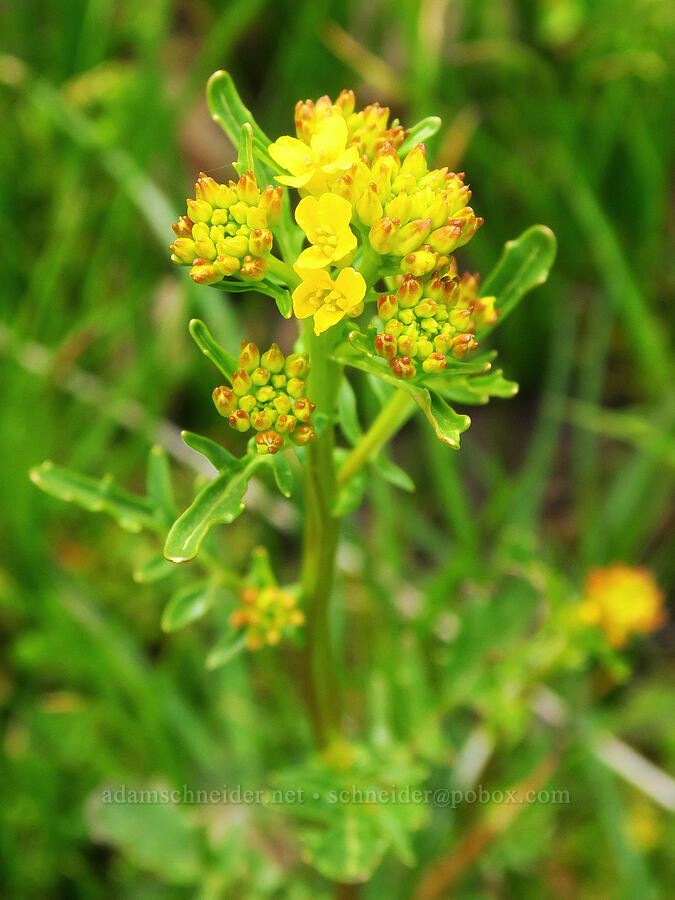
[294,194,357,268]
[292,267,366,335]
[268,117,360,196]
[578,563,665,648]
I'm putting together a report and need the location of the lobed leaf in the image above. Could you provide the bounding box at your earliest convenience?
[181,430,242,473]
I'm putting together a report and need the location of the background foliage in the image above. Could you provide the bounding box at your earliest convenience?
[1,0,673,896]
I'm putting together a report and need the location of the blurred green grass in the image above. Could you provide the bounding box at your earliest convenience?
[1,0,673,896]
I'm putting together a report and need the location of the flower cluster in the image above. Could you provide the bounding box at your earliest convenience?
[578,564,665,648]
[229,586,305,650]
[170,171,283,284]
[212,341,316,454]
[374,256,498,378]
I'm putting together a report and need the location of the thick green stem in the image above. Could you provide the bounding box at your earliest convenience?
[337,389,416,487]
[299,323,342,747]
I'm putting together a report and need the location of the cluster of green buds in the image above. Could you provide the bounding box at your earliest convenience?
[170,171,283,285]
[212,341,316,454]
[374,255,498,378]
[229,586,305,650]
[334,143,482,262]
[294,90,407,159]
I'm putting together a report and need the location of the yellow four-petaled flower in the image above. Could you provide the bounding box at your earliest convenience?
[292,268,366,335]
[268,117,359,196]
[294,194,357,268]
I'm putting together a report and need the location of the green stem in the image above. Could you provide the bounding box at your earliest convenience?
[299,322,342,747]
[337,389,416,487]
[267,254,300,288]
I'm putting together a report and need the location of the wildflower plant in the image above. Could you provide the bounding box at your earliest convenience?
[30,72,569,887]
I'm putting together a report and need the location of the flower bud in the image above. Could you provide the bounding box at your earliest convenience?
[189,260,221,284]
[369,216,400,254]
[170,238,197,265]
[219,234,249,258]
[193,236,216,260]
[395,217,432,255]
[238,394,256,413]
[372,141,402,179]
[214,255,240,277]
[293,398,315,423]
[172,216,194,238]
[236,170,260,205]
[212,386,238,417]
[232,369,252,396]
[400,143,427,178]
[238,341,260,373]
[273,394,292,415]
[229,409,250,432]
[422,352,447,374]
[356,183,383,226]
[377,293,398,321]
[187,198,212,223]
[286,377,305,399]
[397,333,418,357]
[275,414,297,433]
[389,356,416,379]
[251,367,270,387]
[259,186,283,226]
[292,424,316,445]
[375,332,397,360]
[474,295,499,329]
[335,88,355,115]
[396,275,424,308]
[239,255,268,281]
[261,342,285,373]
[251,408,275,431]
[451,333,479,357]
[415,298,439,319]
[284,353,310,379]
[400,249,437,277]
[255,430,283,454]
[255,385,276,405]
[248,228,273,257]
[195,173,221,206]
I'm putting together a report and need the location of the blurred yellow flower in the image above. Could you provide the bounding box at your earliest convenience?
[295,194,357,268]
[578,563,665,648]
[268,117,360,196]
[292,267,366,335]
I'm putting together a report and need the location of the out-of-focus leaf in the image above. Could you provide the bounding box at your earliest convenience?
[206,635,247,670]
[133,554,176,584]
[269,452,293,497]
[146,445,176,528]
[434,370,519,405]
[181,430,241,473]
[398,116,442,154]
[338,376,363,445]
[480,225,557,333]
[301,815,389,884]
[85,783,202,884]
[246,546,277,588]
[161,583,213,632]
[373,455,415,492]
[188,318,237,380]
[30,462,157,533]
[164,459,262,562]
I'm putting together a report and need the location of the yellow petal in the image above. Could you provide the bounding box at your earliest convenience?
[313,303,345,335]
[320,146,360,174]
[294,196,321,240]
[275,172,313,188]
[310,116,348,159]
[268,136,311,174]
[297,245,330,269]
[335,267,366,305]
[334,228,358,260]
[292,283,319,319]
[317,193,353,231]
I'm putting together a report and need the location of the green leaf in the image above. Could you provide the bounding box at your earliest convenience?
[269,452,293,497]
[164,459,261,562]
[188,318,237,380]
[30,461,157,533]
[433,370,519,405]
[398,116,442,155]
[206,635,247,670]
[86,782,202,884]
[337,377,363,445]
[245,546,277,588]
[233,122,254,176]
[372,455,415,492]
[481,225,557,334]
[161,583,213,632]
[210,279,293,318]
[133,554,177,584]
[206,70,278,175]
[300,816,388,884]
[146,445,176,528]
[410,388,471,449]
[181,430,241,473]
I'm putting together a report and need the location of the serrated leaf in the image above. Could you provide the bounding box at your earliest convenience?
[86,782,202,884]
[181,430,241,473]
[269,452,293,497]
[147,445,176,528]
[337,377,363,445]
[233,122,254,176]
[161,583,213,632]
[398,116,442,155]
[206,635,247,670]
[481,225,557,334]
[372,455,415,492]
[30,461,157,533]
[188,318,237,380]
[133,554,177,584]
[164,459,262,562]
